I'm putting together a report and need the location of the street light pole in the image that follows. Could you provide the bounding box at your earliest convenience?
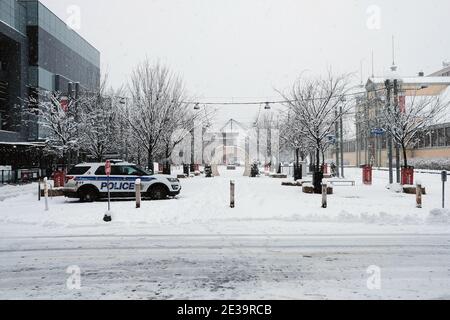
[335,106,340,178]
[385,79,394,185]
[394,79,401,183]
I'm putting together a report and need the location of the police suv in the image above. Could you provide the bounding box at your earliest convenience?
[62,161,181,202]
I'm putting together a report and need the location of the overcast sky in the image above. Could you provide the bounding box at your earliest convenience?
[41,0,450,125]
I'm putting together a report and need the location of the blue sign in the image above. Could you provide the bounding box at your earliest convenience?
[327,135,337,144]
[371,128,385,136]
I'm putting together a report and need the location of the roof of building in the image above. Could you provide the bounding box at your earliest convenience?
[429,65,450,77]
[367,77,450,86]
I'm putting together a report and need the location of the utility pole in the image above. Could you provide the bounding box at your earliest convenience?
[335,106,340,177]
[393,79,401,183]
[385,80,394,184]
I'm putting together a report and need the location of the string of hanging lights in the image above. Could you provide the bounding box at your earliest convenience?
[184,87,386,109]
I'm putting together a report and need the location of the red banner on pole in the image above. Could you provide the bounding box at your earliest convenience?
[60,97,69,112]
[105,160,111,176]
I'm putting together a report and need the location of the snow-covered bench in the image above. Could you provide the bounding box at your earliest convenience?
[329,180,356,187]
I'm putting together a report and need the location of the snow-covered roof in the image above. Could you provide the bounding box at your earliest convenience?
[428,86,450,125]
[400,85,450,125]
[367,77,450,86]
[429,65,450,77]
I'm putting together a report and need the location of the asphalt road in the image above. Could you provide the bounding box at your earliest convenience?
[1,233,450,299]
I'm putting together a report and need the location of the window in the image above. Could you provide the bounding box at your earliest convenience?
[94,165,148,176]
[424,131,431,148]
[116,166,148,176]
[446,126,450,146]
[381,136,387,150]
[431,129,438,147]
[416,131,425,149]
[68,166,90,175]
[95,166,105,175]
[437,128,446,147]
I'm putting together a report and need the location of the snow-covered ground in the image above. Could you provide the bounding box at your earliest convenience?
[0,167,449,299]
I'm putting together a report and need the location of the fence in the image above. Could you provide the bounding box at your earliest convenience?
[280,162,309,178]
[280,165,294,177]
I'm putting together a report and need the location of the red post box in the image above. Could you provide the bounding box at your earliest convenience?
[321,164,328,174]
[362,165,373,185]
[401,167,415,185]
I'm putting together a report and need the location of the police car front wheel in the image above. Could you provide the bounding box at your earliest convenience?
[78,186,99,202]
[148,184,169,200]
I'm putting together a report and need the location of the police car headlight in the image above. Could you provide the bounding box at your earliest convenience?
[167,178,179,183]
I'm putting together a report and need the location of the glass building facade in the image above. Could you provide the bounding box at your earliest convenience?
[0,0,100,142]
[23,0,100,92]
[0,0,27,34]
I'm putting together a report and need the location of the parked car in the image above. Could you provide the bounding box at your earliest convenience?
[62,161,181,202]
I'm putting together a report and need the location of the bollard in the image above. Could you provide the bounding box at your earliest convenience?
[416,183,422,209]
[135,178,141,209]
[38,179,41,201]
[442,171,447,209]
[322,183,328,209]
[230,180,235,208]
[43,177,49,211]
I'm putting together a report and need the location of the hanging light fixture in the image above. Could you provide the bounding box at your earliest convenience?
[194,103,200,110]
[264,102,271,110]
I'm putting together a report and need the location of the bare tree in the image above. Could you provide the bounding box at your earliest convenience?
[254,112,279,165]
[78,82,124,162]
[159,104,211,174]
[380,91,449,168]
[23,91,80,166]
[278,73,353,173]
[278,110,316,173]
[127,60,188,173]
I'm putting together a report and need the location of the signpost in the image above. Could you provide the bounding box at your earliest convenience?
[105,160,111,211]
[104,160,112,222]
[442,171,447,209]
[43,177,49,211]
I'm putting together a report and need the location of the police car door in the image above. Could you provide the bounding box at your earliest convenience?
[123,165,155,193]
[114,165,138,196]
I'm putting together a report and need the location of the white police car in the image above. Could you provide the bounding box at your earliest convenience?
[62,161,181,202]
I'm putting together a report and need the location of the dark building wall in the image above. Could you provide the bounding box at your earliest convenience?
[0,19,28,138]
[29,26,100,92]
[1,0,101,143]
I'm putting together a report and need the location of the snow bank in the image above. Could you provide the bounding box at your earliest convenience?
[0,168,448,237]
[427,209,450,224]
[0,183,36,202]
